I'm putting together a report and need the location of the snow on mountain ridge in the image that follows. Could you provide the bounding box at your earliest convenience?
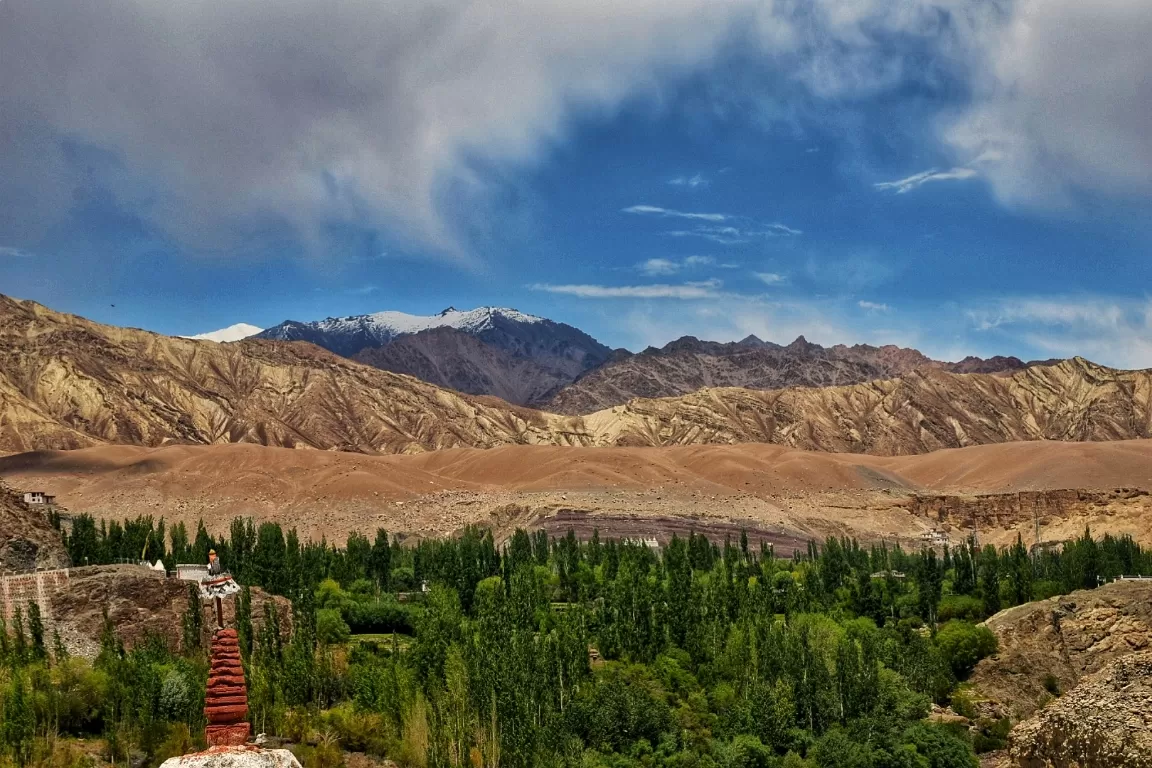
[303,306,546,343]
[184,323,264,342]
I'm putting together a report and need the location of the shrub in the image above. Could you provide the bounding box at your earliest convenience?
[937,595,984,622]
[935,621,998,679]
[316,609,351,646]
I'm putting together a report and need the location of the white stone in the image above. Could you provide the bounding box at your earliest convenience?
[159,747,302,768]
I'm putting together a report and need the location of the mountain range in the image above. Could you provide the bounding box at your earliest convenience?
[253,306,613,405]
[5,293,1152,457]
[209,305,1040,409]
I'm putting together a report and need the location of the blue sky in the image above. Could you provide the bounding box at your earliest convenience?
[2,0,1150,365]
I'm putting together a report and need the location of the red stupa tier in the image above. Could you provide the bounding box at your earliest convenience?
[204,628,251,747]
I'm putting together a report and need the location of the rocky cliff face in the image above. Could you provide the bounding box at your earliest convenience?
[970,580,1152,721]
[50,565,289,657]
[0,480,69,571]
[1008,650,1152,767]
[545,334,1033,414]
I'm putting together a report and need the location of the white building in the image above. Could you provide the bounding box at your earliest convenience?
[919,529,949,547]
[176,564,209,582]
[23,491,56,505]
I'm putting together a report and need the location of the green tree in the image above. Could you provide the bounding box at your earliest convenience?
[181,583,204,655]
[26,602,46,663]
[935,621,998,679]
[1,671,34,767]
[978,545,1001,617]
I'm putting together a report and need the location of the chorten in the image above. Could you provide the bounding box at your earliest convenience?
[204,628,250,746]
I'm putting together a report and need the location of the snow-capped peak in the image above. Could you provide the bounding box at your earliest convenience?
[314,306,545,340]
[183,323,264,343]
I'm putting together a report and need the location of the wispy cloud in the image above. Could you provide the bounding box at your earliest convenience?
[874,167,978,194]
[966,297,1152,368]
[667,223,801,245]
[0,246,32,258]
[858,300,891,312]
[530,279,722,300]
[623,205,728,222]
[638,255,715,276]
[754,272,788,286]
[668,173,708,188]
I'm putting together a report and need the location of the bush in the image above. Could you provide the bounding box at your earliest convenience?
[937,595,984,622]
[316,609,351,645]
[935,621,998,679]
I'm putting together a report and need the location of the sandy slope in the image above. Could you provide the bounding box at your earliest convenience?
[4,440,1152,547]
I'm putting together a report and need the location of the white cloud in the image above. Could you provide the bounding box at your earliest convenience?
[623,205,729,222]
[946,0,1152,207]
[638,255,714,275]
[874,167,978,194]
[639,258,680,276]
[754,272,788,286]
[668,173,708,188]
[966,297,1152,368]
[0,246,31,258]
[667,222,801,245]
[0,0,1145,260]
[530,279,722,299]
[858,300,891,312]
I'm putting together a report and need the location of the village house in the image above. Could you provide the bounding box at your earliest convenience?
[22,490,55,506]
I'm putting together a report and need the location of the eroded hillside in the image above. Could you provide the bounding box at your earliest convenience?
[5,295,1152,457]
[0,295,586,454]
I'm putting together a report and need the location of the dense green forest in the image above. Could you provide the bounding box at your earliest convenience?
[1,514,1148,768]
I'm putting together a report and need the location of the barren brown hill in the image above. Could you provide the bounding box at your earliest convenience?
[0,294,584,454]
[5,440,1152,548]
[5,294,1152,458]
[590,357,1152,454]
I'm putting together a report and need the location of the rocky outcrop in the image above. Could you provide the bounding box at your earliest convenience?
[970,580,1152,721]
[1008,650,1152,767]
[50,565,288,657]
[0,480,69,572]
[159,747,303,768]
[911,488,1150,533]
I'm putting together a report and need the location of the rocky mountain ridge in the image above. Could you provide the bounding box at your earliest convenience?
[545,333,1041,413]
[256,305,612,404]
[4,295,1152,457]
[350,326,587,405]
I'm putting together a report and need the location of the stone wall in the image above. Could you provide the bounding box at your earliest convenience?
[0,567,70,623]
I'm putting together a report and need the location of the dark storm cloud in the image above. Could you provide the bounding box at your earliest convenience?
[0,0,1148,258]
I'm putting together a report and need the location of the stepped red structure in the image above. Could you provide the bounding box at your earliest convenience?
[204,628,250,747]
